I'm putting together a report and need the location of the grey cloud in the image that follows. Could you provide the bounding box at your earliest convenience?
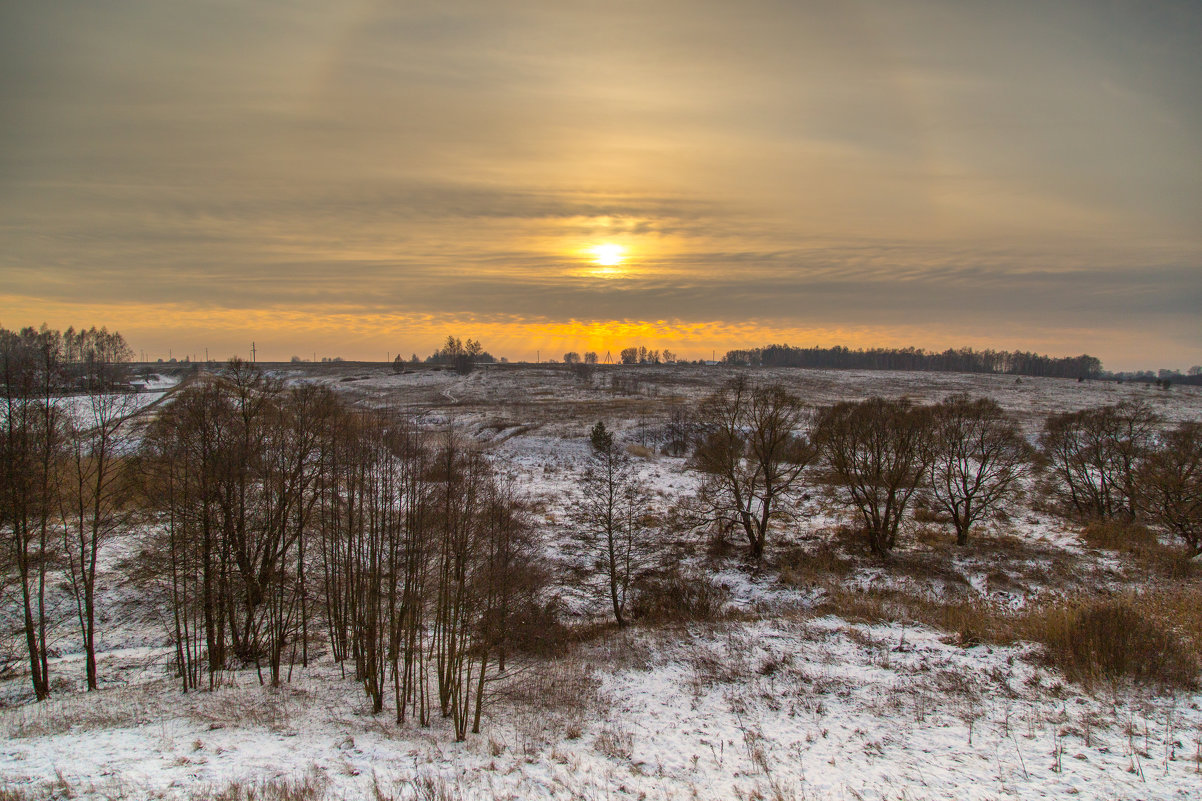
[1,0,1200,368]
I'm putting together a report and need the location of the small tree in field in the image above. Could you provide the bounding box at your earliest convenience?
[927,394,1032,545]
[814,397,933,555]
[577,422,653,626]
[691,377,814,559]
[1138,422,1202,555]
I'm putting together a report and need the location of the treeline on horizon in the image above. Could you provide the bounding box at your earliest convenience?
[722,344,1104,379]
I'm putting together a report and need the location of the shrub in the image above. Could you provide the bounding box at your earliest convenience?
[1080,519,1196,578]
[816,586,1199,688]
[630,569,729,623]
[1028,599,1198,688]
[506,599,572,658]
[624,443,655,459]
[777,544,856,587]
[1079,518,1157,551]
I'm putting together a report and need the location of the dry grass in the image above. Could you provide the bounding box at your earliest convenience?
[630,568,731,623]
[1,683,166,739]
[495,654,600,719]
[783,521,1113,602]
[367,772,461,801]
[0,788,34,801]
[194,770,328,801]
[776,544,857,587]
[493,650,603,756]
[816,586,1014,647]
[1026,599,1198,688]
[816,583,1201,689]
[188,684,306,732]
[1080,518,1197,578]
[593,723,634,761]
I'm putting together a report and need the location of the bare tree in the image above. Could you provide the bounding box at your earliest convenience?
[814,397,933,555]
[663,403,696,457]
[577,422,654,626]
[136,395,207,692]
[691,378,815,559]
[1138,422,1202,555]
[927,395,1032,546]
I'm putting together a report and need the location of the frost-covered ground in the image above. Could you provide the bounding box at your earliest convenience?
[3,365,1202,800]
[4,619,1200,800]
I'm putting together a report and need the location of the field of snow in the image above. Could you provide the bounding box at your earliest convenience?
[3,364,1201,800]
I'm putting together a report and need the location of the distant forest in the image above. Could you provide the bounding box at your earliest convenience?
[722,344,1103,379]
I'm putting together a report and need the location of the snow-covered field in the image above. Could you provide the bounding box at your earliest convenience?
[6,618,1200,800]
[3,365,1201,800]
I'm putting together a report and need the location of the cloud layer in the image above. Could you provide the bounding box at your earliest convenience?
[2,0,1199,368]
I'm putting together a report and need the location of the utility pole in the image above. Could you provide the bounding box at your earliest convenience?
[251,342,256,363]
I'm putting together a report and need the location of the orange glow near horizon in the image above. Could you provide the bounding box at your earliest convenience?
[0,293,1161,369]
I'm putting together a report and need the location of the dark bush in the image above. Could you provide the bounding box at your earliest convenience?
[1035,599,1198,688]
[630,570,730,623]
[1080,519,1196,578]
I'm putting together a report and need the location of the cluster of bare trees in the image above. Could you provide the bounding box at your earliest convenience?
[813,395,1029,554]
[619,346,675,365]
[690,377,815,559]
[1040,401,1202,554]
[2,339,549,737]
[723,344,1102,379]
[1,325,135,699]
[426,336,495,374]
[135,364,546,738]
[685,379,1198,559]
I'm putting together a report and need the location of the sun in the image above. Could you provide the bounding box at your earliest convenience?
[591,243,625,266]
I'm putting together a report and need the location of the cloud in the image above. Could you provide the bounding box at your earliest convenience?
[1,1,1199,370]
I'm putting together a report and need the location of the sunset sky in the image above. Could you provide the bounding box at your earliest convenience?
[2,0,1199,369]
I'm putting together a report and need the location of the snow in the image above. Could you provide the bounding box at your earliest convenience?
[4,620,1200,799]
[4,365,1202,799]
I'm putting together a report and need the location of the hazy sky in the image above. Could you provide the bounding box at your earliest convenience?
[2,0,1199,369]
